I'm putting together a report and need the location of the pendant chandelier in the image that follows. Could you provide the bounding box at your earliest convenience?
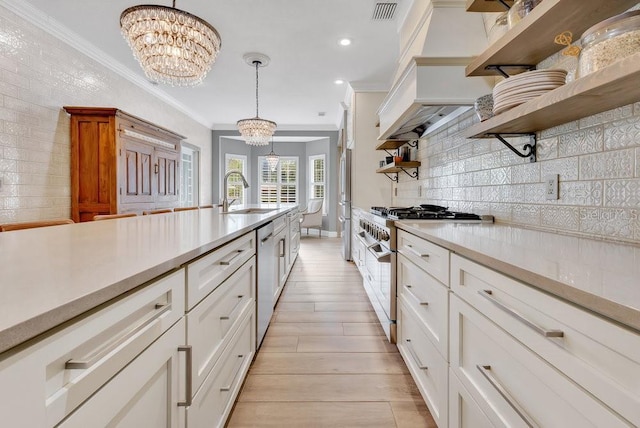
[120,1,221,86]
[237,53,277,146]
[265,137,279,172]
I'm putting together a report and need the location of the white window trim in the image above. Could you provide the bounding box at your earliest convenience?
[309,154,326,215]
[224,153,249,206]
[180,143,200,207]
[258,156,299,205]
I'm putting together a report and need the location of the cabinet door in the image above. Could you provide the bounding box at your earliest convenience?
[450,295,628,427]
[121,139,154,204]
[155,149,179,204]
[58,319,186,428]
[274,227,287,304]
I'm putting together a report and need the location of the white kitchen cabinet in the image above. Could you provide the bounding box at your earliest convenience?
[451,254,640,426]
[397,229,450,286]
[398,299,448,428]
[186,231,256,310]
[0,269,185,428]
[187,257,255,394]
[273,215,288,304]
[187,305,255,428]
[448,368,493,428]
[287,208,300,273]
[58,318,186,428]
[450,294,628,427]
[397,252,449,360]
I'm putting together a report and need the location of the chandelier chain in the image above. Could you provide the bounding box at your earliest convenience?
[255,61,260,118]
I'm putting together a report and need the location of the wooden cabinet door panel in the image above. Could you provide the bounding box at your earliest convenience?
[121,140,154,204]
[155,149,179,203]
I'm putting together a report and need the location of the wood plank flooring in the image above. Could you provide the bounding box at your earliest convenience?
[228,237,436,427]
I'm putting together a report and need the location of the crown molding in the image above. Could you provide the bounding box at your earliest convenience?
[0,0,211,129]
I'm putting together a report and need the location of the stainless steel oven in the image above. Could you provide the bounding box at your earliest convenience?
[358,205,492,344]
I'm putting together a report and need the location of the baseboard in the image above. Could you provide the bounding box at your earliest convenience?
[299,229,338,238]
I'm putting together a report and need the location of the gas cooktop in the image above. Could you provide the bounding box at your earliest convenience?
[371,205,484,221]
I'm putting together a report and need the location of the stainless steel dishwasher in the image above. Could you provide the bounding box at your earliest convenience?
[256,222,276,347]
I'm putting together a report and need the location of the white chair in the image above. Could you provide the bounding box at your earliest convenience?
[300,198,324,237]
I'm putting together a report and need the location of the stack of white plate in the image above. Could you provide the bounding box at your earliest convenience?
[493,69,567,115]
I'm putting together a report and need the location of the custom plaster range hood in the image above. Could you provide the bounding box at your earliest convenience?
[378,1,495,140]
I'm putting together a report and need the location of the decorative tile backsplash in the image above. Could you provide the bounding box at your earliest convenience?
[393,102,640,244]
[0,6,212,224]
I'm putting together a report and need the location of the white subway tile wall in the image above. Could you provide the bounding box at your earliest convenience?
[0,6,212,224]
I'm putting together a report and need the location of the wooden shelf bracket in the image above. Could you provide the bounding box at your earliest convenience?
[490,133,537,163]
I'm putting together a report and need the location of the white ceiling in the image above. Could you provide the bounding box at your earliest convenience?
[17,0,407,131]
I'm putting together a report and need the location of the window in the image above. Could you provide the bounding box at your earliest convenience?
[258,156,298,204]
[309,154,326,215]
[180,144,199,207]
[225,154,248,205]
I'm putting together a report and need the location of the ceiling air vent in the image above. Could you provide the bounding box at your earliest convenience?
[372,2,397,20]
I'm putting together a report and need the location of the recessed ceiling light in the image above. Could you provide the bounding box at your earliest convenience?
[334,79,344,85]
[339,38,352,46]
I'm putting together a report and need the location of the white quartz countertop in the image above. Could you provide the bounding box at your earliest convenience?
[0,206,294,354]
[395,222,640,332]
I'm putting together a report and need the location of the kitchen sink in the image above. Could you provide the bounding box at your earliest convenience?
[222,208,277,214]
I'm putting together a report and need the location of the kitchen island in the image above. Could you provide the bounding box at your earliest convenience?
[0,206,298,427]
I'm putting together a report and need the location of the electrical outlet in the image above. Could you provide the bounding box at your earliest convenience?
[545,174,559,200]
[418,185,422,197]
[394,186,397,197]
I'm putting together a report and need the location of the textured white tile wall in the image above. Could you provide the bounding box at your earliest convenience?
[393,102,640,243]
[0,6,213,224]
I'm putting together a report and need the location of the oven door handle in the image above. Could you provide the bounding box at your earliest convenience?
[367,245,391,263]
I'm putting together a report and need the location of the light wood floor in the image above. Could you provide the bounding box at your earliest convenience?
[227,237,436,427]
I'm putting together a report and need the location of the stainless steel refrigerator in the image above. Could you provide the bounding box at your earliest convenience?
[339,148,352,261]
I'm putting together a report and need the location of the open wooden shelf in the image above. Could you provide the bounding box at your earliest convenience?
[466,0,639,77]
[466,0,513,13]
[376,162,421,174]
[375,140,413,150]
[466,52,640,138]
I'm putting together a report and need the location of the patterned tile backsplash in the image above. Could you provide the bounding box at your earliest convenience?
[393,104,640,244]
[0,6,213,224]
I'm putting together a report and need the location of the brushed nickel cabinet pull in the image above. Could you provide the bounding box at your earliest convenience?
[405,339,428,370]
[404,244,430,258]
[219,249,244,266]
[220,355,244,391]
[404,285,429,306]
[476,364,539,428]
[154,164,159,174]
[178,346,193,407]
[478,290,564,338]
[65,302,170,370]
[220,295,244,320]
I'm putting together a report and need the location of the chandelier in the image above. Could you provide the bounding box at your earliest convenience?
[237,53,277,146]
[265,138,279,172]
[120,1,221,86]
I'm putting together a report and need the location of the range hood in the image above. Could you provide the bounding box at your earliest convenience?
[377,1,495,140]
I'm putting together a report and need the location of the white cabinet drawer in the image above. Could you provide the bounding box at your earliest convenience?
[273,214,287,234]
[451,254,640,426]
[58,318,185,428]
[187,257,255,394]
[186,231,255,309]
[397,230,449,285]
[188,305,255,428]
[450,295,628,427]
[0,269,185,428]
[397,253,449,360]
[398,300,448,428]
[449,368,493,428]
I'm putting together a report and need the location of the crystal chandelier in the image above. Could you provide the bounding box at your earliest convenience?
[265,138,279,172]
[237,53,277,146]
[120,1,221,86]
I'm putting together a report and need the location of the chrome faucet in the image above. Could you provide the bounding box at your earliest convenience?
[222,170,250,212]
